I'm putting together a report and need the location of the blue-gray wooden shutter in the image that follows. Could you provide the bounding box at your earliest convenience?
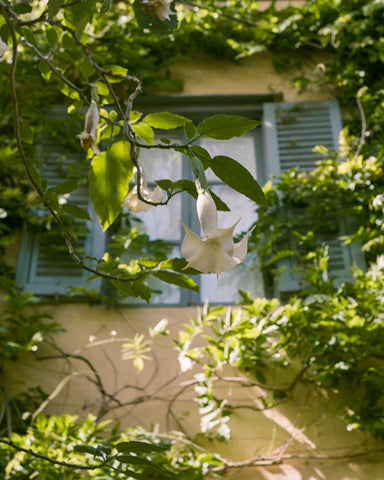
[16,148,105,295]
[262,100,365,294]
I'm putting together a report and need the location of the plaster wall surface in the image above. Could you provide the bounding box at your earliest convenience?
[5,52,384,479]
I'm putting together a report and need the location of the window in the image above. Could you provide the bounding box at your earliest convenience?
[16,96,363,303]
[262,100,366,294]
[16,140,105,296]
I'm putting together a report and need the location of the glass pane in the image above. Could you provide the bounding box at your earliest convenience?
[206,184,257,234]
[138,143,182,183]
[200,255,265,304]
[133,197,181,241]
[200,135,257,182]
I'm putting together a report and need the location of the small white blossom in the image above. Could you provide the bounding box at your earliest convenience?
[178,351,194,372]
[372,194,384,209]
[181,190,253,276]
[77,101,100,155]
[0,37,8,58]
[122,165,163,212]
[149,318,169,337]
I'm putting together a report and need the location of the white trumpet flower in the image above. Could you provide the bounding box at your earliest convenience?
[77,100,100,155]
[181,190,253,276]
[122,165,163,212]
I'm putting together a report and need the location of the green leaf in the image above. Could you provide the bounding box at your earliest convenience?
[12,2,32,14]
[39,61,53,81]
[169,178,196,195]
[73,445,98,455]
[189,154,208,191]
[78,58,94,79]
[46,27,58,46]
[112,279,151,302]
[153,271,199,291]
[115,469,147,480]
[137,258,161,268]
[19,121,34,144]
[103,64,128,82]
[143,112,189,130]
[210,190,230,211]
[47,0,64,18]
[116,441,168,454]
[53,180,78,195]
[156,179,229,211]
[61,204,91,221]
[197,115,259,140]
[155,179,174,191]
[184,121,197,139]
[100,0,112,13]
[189,145,211,169]
[94,81,109,97]
[130,111,142,124]
[89,141,133,230]
[24,28,36,46]
[132,122,154,144]
[209,155,268,207]
[63,0,95,34]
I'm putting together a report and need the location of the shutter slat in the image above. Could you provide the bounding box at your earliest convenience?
[262,100,365,294]
[16,145,106,295]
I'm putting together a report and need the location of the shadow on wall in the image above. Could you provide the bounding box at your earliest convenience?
[5,304,384,480]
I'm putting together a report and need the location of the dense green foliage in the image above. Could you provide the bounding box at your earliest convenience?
[1,414,219,479]
[1,0,384,477]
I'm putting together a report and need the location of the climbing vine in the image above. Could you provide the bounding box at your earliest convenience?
[1,0,384,477]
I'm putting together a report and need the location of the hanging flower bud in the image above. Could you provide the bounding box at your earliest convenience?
[122,165,163,212]
[77,100,100,155]
[142,0,173,21]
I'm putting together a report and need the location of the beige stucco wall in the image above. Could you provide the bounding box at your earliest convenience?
[5,51,384,478]
[169,51,332,102]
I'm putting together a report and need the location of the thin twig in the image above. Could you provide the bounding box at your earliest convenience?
[20,36,86,100]
[0,437,113,470]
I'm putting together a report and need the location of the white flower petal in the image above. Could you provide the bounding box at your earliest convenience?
[206,223,238,252]
[181,223,205,258]
[77,101,100,155]
[154,0,172,20]
[232,227,254,262]
[123,183,164,213]
[197,191,218,236]
[181,224,238,274]
[150,185,164,203]
[85,100,99,137]
[0,38,8,57]
[181,190,252,275]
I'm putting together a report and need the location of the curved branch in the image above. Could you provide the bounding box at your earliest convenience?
[0,437,113,471]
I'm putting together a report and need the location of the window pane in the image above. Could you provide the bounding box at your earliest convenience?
[209,184,257,234]
[133,199,181,241]
[200,255,265,304]
[200,136,257,182]
[133,140,183,241]
[138,144,182,183]
[197,134,261,304]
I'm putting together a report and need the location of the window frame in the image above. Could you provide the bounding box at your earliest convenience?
[17,95,362,305]
[129,94,278,306]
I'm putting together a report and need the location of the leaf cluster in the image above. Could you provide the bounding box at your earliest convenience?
[1,414,221,479]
